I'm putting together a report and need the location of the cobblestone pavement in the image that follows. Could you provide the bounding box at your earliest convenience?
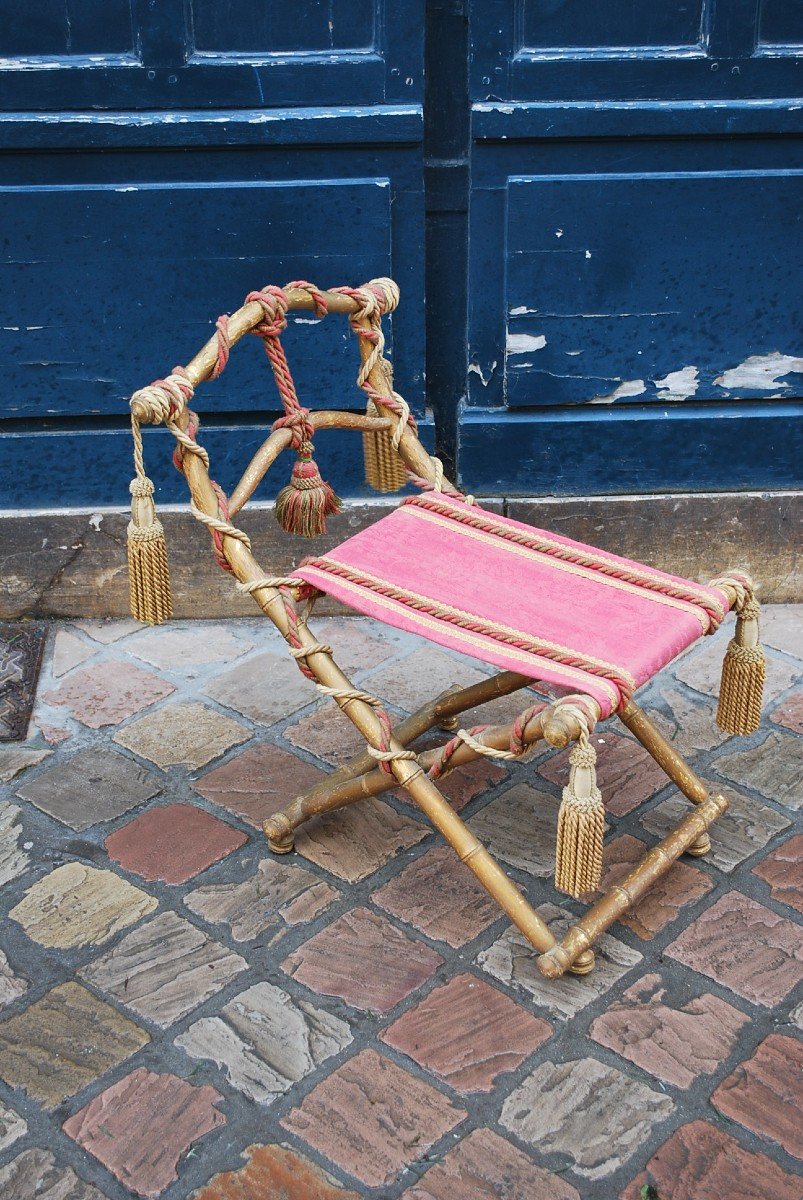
[0,609,800,1199]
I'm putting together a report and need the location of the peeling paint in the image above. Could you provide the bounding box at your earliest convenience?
[468,360,497,386]
[653,365,699,401]
[506,333,546,354]
[714,352,803,391]
[89,514,103,531]
[589,379,647,405]
[509,305,537,316]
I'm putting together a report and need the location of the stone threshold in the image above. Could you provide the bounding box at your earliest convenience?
[1,490,799,620]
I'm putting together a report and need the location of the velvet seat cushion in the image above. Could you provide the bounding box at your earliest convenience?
[296,493,730,719]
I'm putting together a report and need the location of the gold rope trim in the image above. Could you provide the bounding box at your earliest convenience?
[304,555,635,705]
[403,494,727,629]
[402,505,711,633]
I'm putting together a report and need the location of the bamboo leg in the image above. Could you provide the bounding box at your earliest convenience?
[537,790,728,978]
[619,699,713,854]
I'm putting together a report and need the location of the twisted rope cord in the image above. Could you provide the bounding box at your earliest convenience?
[211,314,231,380]
[709,570,756,615]
[315,682,411,775]
[404,494,728,630]
[304,556,636,706]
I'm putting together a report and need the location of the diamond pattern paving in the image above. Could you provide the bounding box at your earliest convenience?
[402,1127,581,1200]
[621,1120,802,1200]
[589,973,749,1088]
[641,787,791,872]
[281,1048,466,1188]
[666,890,803,1007]
[193,741,326,828]
[752,832,803,913]
[43,659,174,728]
[478,905,643,1020]
[2,611,800,1200]
[374,844,502,946]
[16,745,161,830]
[294,797,428,882]
[282,907,443,1013]
[710,1033,803,1159]
[105,802,247,884]
[192,1143,362,1200]
[63,1067,225,1197]
[113,701,251,769]
[0,1148,109,1200]
[0,982,149,1109]
[382,973,552,1092]
[593,834,712,938]
[80,909,247,1027]
[9,863,157,948]
[500,1055,674,1180]
[176,981,352,1104]
[185,857,339,943]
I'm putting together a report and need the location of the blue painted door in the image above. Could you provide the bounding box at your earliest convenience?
[0,3,424,506]
[462,1,803,494]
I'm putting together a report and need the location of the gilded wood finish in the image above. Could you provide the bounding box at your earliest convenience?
[129,280,733,979]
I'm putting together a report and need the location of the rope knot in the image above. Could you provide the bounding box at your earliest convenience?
[246,286,289,339]
[285,280,328,318]
[130,370,194,425]
[272,407,315,450]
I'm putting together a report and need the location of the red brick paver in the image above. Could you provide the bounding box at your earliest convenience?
[382,973,552,1091]
[589,973,749,1088]
[621,1119,802,1199]
[752,833,803,913]
[64,1067,225,1197]
[43,659,174,728]
[374,844,502,946]
[106,803,247,884]
[282,907,442,1013]
[193,741,326,828]
[711,1033,803,1159]
[281,1048,466,1189]
[192,1143,362,1200]
[402,1128,581,1200]
[666,891,803,1007]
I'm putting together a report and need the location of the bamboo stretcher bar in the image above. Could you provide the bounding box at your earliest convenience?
[264,694,558,849]
[229,410,393,515]
[265,671,533,846]
[537,790,728,978]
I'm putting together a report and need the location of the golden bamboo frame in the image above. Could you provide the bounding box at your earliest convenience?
[131,280,731,978]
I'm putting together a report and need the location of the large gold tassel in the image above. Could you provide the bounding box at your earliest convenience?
[127,415,172,624]
[363,398,407,492]
[127,476,172,625]
[274,447,341,538]
[555,734,605,899]
[717,595,765,735]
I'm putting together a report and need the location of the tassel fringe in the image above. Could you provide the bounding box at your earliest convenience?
[275,456,341,538]
[363,398,407,492]
[717,597,765,735]
[127,477,172,624]
[555,738,605,899]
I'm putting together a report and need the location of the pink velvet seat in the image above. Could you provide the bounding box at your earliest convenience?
[297,492,731,719]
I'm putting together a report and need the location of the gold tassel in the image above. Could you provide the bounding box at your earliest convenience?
[127,476,172,625]
[717,596,765,735]
[363,398,407,492]
[555,735,605,899]
[274,451,341,538]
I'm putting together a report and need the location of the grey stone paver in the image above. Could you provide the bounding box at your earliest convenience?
[1,610,800,1200]
[176,981,353,1104]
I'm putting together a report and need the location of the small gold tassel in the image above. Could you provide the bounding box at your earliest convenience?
[274,451,341,538]
[127,476,172,625]
[555,735,605,899]
[363,398,407,492]
[717,596,765,735]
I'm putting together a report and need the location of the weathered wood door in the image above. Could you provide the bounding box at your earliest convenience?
[0,3,424,505]
[462,1,803,494]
